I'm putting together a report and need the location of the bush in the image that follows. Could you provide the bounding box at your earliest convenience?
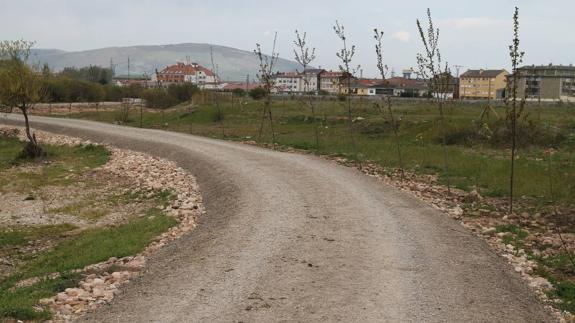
[232,88,246,97]
[141,88,176,110]
[249,87,267,100]
[167,83,199,102]
[437,118,568,148]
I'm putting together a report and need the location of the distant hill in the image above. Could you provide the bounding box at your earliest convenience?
[30,43,301,82]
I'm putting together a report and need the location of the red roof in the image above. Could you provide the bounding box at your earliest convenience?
[385,77,427,89]
[158,62,215,77]
[321,71,346,78]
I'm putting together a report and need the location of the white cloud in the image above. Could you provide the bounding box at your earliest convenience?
[391,30,410,43]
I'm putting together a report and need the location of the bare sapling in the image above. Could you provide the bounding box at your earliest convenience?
[0,39,46,157]
[210,46,225,138]
[254,32,279,144]
[293,30,320,149]
[507,6,525,214]
[416,9,452,193]
[374,28,405,181]
[334,21,361,165]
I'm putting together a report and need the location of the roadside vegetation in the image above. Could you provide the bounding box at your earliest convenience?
[0,133,177,320]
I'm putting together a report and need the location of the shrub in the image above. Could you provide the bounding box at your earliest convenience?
[249,87,267,100]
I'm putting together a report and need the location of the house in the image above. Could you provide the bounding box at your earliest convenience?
[301,69,324,93]
[272,72,302,93]
[512,64,575,102]
[345,79,381,96]
[271,69,325,94]
[156,62,219,89]
[319,71,353,94]
[459,69,508,99]
[113,74,152,87]
[385,77,428,97]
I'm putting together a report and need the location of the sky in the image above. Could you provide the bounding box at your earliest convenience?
[1,0,574,77]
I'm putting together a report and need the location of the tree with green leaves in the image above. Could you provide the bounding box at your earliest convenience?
[0,40,46,157]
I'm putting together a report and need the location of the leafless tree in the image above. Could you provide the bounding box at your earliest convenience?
[374,28,405,180]
[254,32,279,144]
[334,21,361,163]
[416,9,452,193]
[507,7,525,214]
[293,30,320,149]
[210,46,225,138]
[0,40,46,157]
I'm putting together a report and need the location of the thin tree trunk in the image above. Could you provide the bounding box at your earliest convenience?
[387,96,405,180]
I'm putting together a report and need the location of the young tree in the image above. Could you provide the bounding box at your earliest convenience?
[416,9,452,193]
[210,46,225,138]
[374,28,405,180]
[333,21,360,163]
[507,7,525,214]
[254,32,279,143]
[293,30,320,149]
[0,40,46,157]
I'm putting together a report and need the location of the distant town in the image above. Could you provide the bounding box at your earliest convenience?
[112,61,575,102]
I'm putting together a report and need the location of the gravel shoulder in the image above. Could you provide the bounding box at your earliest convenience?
[2,115,554,322]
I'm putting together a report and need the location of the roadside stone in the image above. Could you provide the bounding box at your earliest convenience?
[482,227,497,236]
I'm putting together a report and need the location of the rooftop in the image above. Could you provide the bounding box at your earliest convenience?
[158,62,215,77]
[460,69,508,78]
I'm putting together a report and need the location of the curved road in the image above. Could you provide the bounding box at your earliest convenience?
[2,115,551,322]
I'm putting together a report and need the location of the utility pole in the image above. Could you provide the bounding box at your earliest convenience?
[454,65,464,78]
[127,57,130,83]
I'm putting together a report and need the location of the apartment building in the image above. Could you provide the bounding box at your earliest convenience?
[155,62,218,88]
[514,65,575,102]
[460,69,508,99]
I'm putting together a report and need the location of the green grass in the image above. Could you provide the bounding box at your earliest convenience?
[0,224,76,248]
[0,210,177,320]
[0,137,110,193]
[64,98,575,208]
[0,135,177,320]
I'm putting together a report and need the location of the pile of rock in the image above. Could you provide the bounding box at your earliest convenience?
[40,256,144,319]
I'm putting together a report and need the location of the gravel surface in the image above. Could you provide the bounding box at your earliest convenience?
[2,115,554,322]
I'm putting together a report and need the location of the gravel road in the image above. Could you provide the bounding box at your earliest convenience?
[2,115,553,322]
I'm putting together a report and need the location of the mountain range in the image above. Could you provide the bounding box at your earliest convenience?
[31,43,302,82]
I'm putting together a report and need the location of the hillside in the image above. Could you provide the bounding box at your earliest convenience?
[31,43,301,81]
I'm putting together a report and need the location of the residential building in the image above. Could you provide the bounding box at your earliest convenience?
[514,65,575,102]
[320,71,352,94]
[301,69,323,93]
[272,72,302,93]
[156,62,218,88]
[385,77,428,97]
[345,79,381,96]
[459,69,508,99]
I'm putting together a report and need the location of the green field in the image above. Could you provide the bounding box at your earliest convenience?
[61,96,575,210]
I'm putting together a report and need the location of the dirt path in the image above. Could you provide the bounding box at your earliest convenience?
[2,115,553,322]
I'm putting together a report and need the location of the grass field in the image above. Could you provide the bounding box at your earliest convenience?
[60,96,575,210]
[0,135,178,320]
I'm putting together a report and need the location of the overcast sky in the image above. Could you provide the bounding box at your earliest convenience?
[1,0,574,77]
